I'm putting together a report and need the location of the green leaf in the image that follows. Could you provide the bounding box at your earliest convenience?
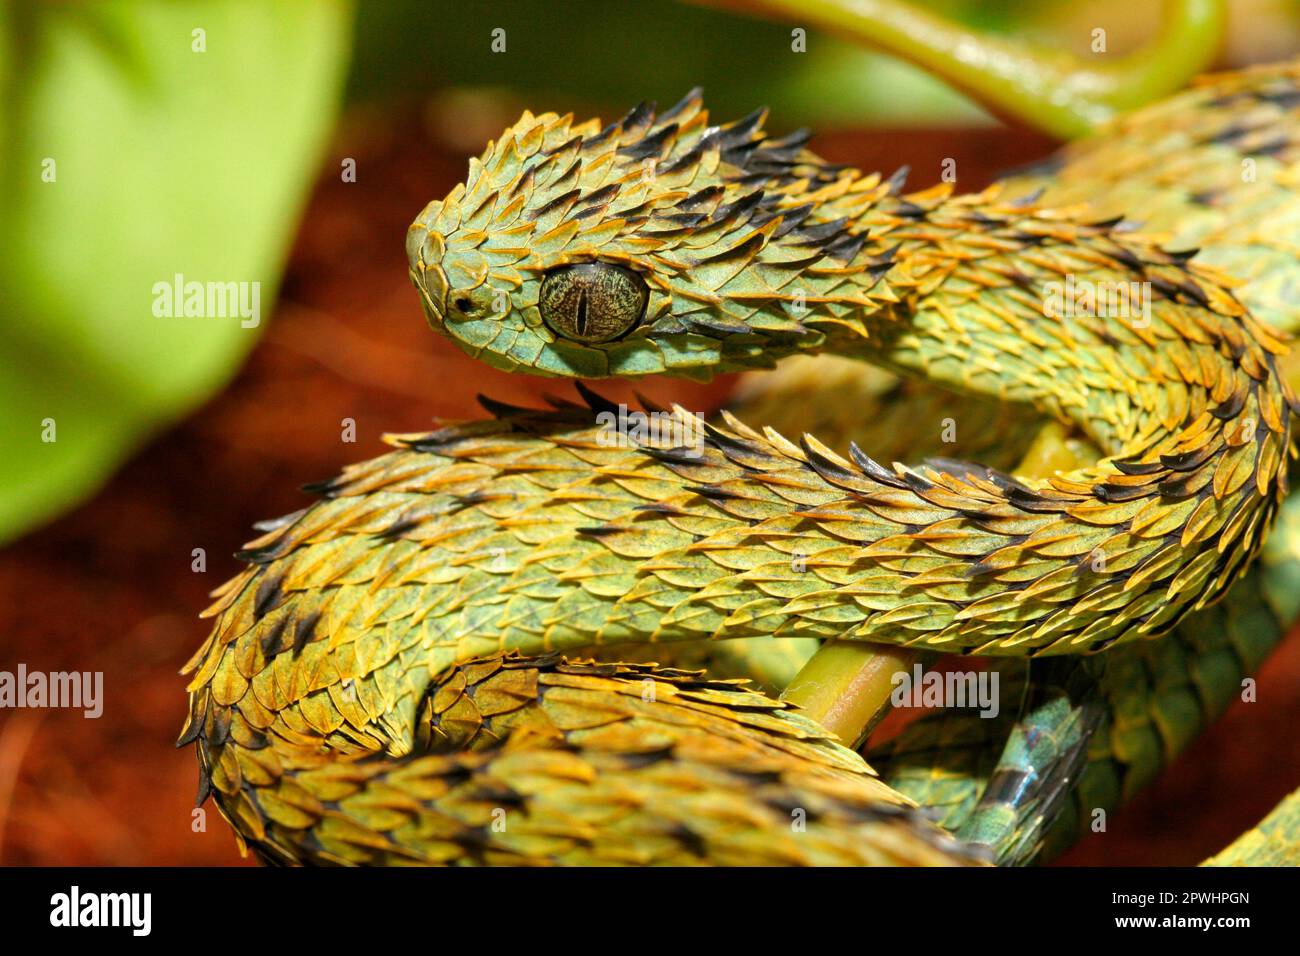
[0,0,353,542]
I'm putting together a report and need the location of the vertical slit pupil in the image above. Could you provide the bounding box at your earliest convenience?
[575,289,589,337]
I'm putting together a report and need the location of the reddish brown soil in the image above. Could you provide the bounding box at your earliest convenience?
[0,112,1295,866]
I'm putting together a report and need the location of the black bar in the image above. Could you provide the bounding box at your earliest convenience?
[0,865,1278,941]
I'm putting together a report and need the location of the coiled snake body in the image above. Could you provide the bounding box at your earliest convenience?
[182,62,1300,865]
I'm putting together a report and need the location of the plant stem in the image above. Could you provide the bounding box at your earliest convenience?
[726,0,1225,138]
[781,640,914,748]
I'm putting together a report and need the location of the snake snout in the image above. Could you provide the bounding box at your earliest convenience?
[407,199,455,329]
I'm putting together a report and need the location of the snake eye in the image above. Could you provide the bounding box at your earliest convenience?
[538,263,649,343]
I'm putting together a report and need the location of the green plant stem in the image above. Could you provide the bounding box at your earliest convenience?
[781,640,915,748]
[727,0,1225,138]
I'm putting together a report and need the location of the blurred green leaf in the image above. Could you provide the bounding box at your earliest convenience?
[0,0,352,543]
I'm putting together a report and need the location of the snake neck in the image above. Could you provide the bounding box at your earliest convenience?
[790,184,1293,471]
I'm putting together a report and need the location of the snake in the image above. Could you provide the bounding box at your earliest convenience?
[181,53,1300,865]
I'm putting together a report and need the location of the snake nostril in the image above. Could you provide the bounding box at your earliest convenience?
[453,297,473,314]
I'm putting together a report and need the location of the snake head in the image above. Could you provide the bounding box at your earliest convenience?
[407,90,903,380]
